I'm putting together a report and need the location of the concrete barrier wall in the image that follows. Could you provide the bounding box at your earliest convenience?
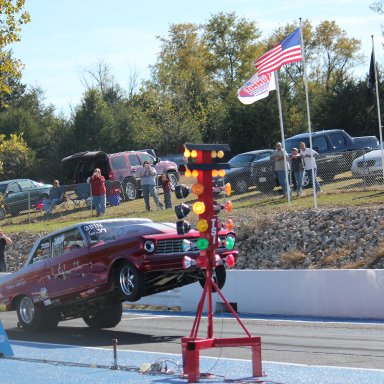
[3,270,384,320]
[180,269,384,320]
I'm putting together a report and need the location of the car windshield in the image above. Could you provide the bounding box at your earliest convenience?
[81,219,152,243]
[229,154,255,168]
[285,138,310,153]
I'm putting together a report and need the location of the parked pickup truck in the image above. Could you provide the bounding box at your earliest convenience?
[252,129,379,192]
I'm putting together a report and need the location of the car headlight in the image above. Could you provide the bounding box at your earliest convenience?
[144,240,155,253]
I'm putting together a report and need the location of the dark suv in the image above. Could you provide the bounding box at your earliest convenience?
[61,150,179,201]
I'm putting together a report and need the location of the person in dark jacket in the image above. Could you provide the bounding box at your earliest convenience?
[289,148,305,197]
[43,180,65,214]
[159,171,173,209]
[0,230,12,272]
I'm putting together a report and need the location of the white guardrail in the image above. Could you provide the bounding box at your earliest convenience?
[136,269,384,320]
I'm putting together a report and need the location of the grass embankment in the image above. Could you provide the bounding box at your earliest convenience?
[2,172,384,234]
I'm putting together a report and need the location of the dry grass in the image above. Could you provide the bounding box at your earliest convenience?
[280,250,307,268]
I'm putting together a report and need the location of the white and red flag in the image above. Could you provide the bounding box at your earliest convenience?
[237,72,276,105]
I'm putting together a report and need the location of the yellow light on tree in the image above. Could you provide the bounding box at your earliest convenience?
[184,149,191,158]
[219,169,226,177]
[191,183,204,195]
[217,150,224,158]
[212,169,218,177]
[192,201,206,215]
[211,150,217,158]
[192,169,199,177]
[191,149,198,158]
[185,169,192,177]
[196,219,209,232]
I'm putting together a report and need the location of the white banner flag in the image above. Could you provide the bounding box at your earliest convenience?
[237,72,276,105]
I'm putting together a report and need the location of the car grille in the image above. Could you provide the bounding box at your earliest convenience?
[156,238,225,254]
[357,160,376,168]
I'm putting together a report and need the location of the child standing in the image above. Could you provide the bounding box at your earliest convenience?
[159,172,173,209]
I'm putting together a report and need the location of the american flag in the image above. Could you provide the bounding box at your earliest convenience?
[254,28,303,75]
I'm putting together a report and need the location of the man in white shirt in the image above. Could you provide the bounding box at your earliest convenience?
[299,141,321,194]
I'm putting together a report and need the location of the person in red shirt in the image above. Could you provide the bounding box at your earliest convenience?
[88,168,106,217]
[159,171,173,208]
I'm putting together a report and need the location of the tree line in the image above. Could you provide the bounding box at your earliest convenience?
[0,9,382,183]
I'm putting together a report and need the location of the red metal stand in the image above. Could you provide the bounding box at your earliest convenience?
[181,275,262,382]
[180,144,263,383]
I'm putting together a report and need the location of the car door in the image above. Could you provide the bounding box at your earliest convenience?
[18,179,41,208]
[4,181,23,214]
[43,228,91,300]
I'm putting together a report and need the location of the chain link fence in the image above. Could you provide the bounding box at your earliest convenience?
[0,148,383,226]
[212,148,384,201]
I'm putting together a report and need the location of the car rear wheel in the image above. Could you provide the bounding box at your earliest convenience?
[83,302,123,329]
[17,296,58,331]
[199,265,226,292]
[123,179,137,201]
[115,261,144,301]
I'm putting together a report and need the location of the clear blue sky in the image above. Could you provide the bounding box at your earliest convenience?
[10,0,384,116]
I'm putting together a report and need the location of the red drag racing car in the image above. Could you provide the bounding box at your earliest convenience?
[0,218,237,331]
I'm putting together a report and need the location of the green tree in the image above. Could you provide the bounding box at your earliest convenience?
[71,88,118,153]
[0,133,33,180]
[0,0,30,108]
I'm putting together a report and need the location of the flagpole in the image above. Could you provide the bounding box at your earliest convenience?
[371,35,384,180]
[274,70,291,204]
[300,19,317,208]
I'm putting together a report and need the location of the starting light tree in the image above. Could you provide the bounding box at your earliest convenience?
[176,143,263,383]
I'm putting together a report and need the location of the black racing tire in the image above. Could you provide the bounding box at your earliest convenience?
[199,265,227,292]
[17,296,58,331]
[83,301,123,329]
[115,261,144,302]
[123,179,137,201]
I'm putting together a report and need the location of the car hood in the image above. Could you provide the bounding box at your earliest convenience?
[353,149,384,163]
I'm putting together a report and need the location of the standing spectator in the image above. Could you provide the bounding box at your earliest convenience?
[140,160,164,211]
[159,171,173,209]
[299,141,321,195]
[0,230,12,272]
[289,148,305,197]
[88,168,106,217]
[43,180,65,214]
[270,142,290,197]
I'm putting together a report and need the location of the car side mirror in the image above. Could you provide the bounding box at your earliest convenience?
[154,157,160,165]
[6,191,14,196]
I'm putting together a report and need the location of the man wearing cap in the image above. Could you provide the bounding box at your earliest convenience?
[140,160,164,211]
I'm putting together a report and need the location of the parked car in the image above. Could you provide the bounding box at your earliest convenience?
[351,145,384,179]
[253,129,379,192]
[0,218,237,331]
[213,149,274,194]
[0,179,52,220]
[61,150,179,201]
